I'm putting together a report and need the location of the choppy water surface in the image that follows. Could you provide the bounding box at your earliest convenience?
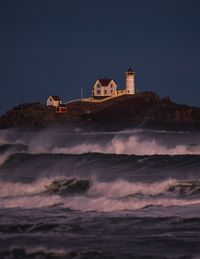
[1,128,200,258]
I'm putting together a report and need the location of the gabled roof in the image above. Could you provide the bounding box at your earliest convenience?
[98,79,113,86]
[50,96,61,101]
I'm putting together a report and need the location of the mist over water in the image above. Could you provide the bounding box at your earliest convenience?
[1,128,200,156]
[1,128,200,258]
[1,128,200,209]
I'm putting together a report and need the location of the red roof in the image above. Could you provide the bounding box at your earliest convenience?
[51,96,61,101]
[98,79,112,86]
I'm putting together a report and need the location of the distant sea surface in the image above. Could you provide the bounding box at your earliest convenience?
[1,128,200,258]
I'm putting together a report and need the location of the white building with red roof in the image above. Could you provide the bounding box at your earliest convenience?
[92,78,117,97]
[47,96,62,107]
[92,68,136,98]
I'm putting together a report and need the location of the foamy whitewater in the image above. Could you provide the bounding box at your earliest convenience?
[1,129,200,258]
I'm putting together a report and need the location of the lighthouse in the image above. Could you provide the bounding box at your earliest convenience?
[125,67,135,94]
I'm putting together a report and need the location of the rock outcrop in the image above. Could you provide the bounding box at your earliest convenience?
[1,92,200,130]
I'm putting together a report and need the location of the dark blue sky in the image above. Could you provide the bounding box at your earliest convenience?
[0,0,200,113]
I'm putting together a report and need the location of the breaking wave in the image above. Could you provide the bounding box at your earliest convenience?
[0,143,27,165]
[0,129,200,155]
[1,177,200,211]
[51,137,189,155]
[24,135,200,155]
[89,178,177,198]
[61,195,200,212]
[0,177,191,199]
[30,135,200,156]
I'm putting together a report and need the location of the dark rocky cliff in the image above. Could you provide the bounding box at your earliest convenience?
[1,92,200,130]
[82,92,200,130]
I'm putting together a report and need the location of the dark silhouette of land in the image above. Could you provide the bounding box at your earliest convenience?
[1,92,200,131]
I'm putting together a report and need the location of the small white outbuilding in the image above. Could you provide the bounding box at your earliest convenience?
[47,96,62,107]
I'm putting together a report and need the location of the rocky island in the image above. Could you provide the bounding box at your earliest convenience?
[1,92,200,131]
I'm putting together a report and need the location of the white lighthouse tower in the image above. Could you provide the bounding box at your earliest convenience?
[125,67,135,94]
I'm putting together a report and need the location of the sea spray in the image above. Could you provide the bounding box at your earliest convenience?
[1,129,200,258]
[51,135,200,155]
[88,178,177,198]
[0,177,200,211]
[0,177,178,198]
[0,195,62,209]
[61,196,200,212]
[0,177,55,197]
[1,128,200,155]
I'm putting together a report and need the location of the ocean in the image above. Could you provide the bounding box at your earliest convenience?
[0,128,200,258]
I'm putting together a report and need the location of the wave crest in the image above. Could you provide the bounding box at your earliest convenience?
[1,178,200,211]
[51,135,200,155]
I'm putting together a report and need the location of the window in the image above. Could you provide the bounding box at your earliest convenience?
[110,83,113,88]
[97,90,101,95]
[96,84,101,88]
[104,90,107,95]
[49,97,52,101]
[111,90,113,93]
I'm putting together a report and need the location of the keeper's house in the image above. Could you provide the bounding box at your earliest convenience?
[92,78,117,98]
[47,96,62,107]
[92,68,136,98]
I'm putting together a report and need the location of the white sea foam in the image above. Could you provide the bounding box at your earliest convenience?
[0,177,200,212]
[51,135,199,155]
[1,128,200,155]
[0,177,175,198]
[0,177,55,197]
[1,189,200,211]
[0,195,62,208]
[62,196,200,212]
[89,178,177,198]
